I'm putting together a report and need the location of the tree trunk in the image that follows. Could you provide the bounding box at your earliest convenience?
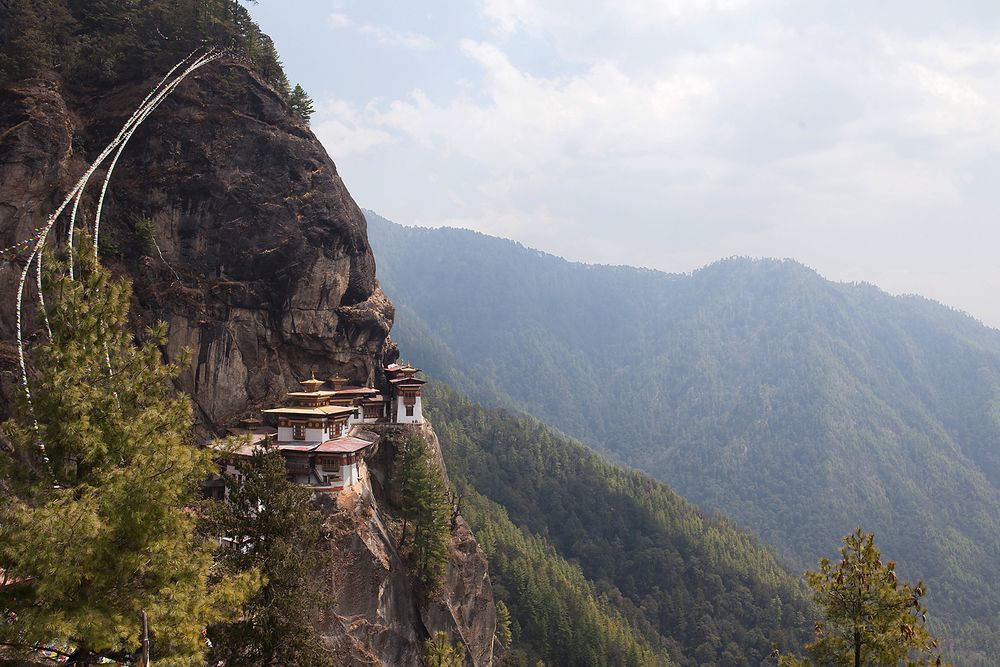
[854,628,861,667]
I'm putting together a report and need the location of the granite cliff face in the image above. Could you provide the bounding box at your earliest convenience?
[0,62,396,428]
[323,425,496,667]
[0,62,494,665]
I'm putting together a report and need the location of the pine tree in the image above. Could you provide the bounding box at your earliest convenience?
[423,631,466,667]
[0,244,258,665]
[206,445,332,666]
[496,600,513,649]
[289,83,316,122]
[781,528,949,667]
[395,431,452,591]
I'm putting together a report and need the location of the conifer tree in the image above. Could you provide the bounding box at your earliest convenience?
[206,445,332,666]
[395,431,452,591]
[496,600,513,649]
[289,83,316,122]
[781,528,949,667]
[423,631,466,667]
[0,245,257,665]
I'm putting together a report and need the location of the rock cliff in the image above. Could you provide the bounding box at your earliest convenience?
[0,62,396,428]
[322,425,496,667]
[0,61,495,665]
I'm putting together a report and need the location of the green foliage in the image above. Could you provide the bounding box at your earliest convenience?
[780,529,949,667]
[289,83,316,122]
[368,212,1000,663]
[1,0,290,94]
[394,431,452,592]
[206,445,332,666]
[0,0,76,83]
[96,235,121,259]
[133,217,156,256]
[423,631,466,667]
[463,486,673,667]
[427,383,813,666]
[0,244,257,665]
[496,600,513,650]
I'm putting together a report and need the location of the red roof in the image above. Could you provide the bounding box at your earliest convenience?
[275,443,319,453]
[332,386,379,396]
[314,436,374,454]
[389,376,426,386]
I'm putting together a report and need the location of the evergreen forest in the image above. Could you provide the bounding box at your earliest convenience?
[369,211,1000,664]
[1,0,303,100]
[427,383,814,666]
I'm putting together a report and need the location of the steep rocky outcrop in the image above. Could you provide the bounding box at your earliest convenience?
[0,62,495,664]
[321,433,496,667]
[0,62,397,428]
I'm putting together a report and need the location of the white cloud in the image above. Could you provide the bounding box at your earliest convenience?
[481,0,766,35]
[372,39,720,170]
[313,98,393,157]
[297,2,1000,325]
[328,12,433,51]
[359,24,434,50]
[328,12,352,29]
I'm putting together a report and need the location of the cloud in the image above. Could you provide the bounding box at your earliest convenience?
[313,98,394,158]
[359,24,434,50]
[305,1,1000,325]
[481,0,766,35]
[328,12,433,51]
[328,12,353,29]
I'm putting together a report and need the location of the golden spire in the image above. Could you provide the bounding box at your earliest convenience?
[299,369,325,392]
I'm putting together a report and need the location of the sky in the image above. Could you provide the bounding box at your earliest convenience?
[248,1,1000,328]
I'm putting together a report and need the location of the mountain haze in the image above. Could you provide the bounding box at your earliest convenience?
[427,383,813,666]
[368,211,1000,662]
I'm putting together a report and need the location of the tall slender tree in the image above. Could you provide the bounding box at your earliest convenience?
[0,244,257,665]
[394,431,452,591]
[206,445,332,666]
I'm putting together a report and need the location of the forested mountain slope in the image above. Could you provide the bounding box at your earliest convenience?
[426,384,812,666]
[368,211,1000,662]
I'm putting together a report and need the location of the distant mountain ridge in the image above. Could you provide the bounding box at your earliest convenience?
[367,210,1000,664]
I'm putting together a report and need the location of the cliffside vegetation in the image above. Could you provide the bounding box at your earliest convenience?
[393,430,454,592]
[369,212,1000,664]
[205,447,332,666]
[427,383,813,666]
[0,249,258,665]
[0,0,305,102]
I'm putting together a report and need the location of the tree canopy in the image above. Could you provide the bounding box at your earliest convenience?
[0,0,302,103]
[426,382,812,666]
[782,529,949,667]
[0,246,257,665]
[206,445,332,666]
[393,430,453,592]
[368,211,1000,663]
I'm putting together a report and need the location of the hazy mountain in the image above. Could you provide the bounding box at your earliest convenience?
[427,383,812,666]
[368,210,1000,663]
